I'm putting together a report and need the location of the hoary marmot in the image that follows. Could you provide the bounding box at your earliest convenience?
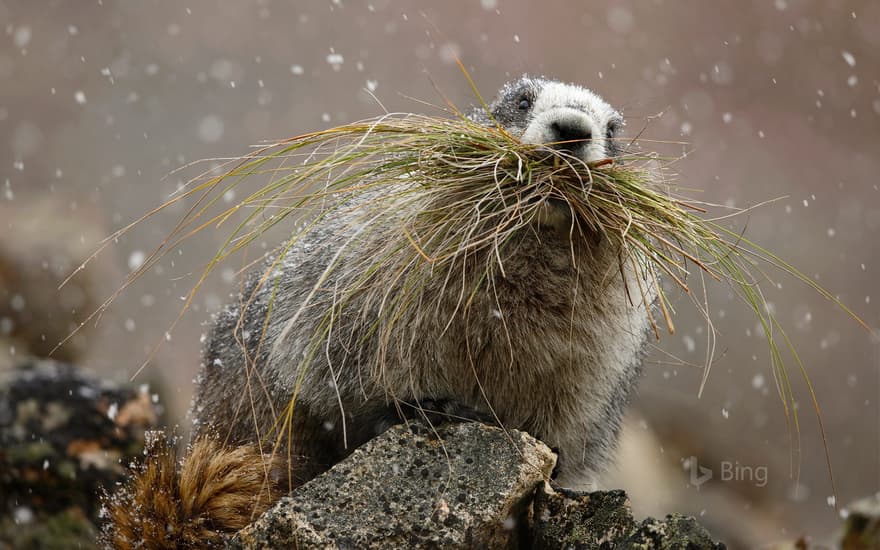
[104,76,654,548]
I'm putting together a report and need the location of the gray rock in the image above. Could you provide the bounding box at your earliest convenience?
[0,359,164,549]
[532,487,637,548]
[625,514,726,549]
[233,421,556,549]
[532,483,725,549]
[842,493,880,550]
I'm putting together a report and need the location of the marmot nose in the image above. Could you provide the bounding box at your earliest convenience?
[549,120,592,150]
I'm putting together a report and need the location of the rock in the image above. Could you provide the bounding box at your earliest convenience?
[625,514,726,549]
[841,493,880,550]
[233,422,556,549]
[532,483,725,549]
[0,359,164,548]
[234,421,725,549]
[532,488,637,547]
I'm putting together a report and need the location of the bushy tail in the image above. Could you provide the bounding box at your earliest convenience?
[102,435,284,549]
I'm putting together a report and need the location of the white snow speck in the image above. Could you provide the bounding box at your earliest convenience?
[366,79,378,92]
[13,507,33,525]
[128,250,146,271]
[326,52,344,71]
[13,26,32,48]
[710,61,734,85]
[751,374,765,389]
[107,402,119,421]
[682,334,696,353]
[10,294,26,312]
[198,115,224,143]
[788,481,810,502]
[827,495,836,507]
[124,318,136,332]
[774,0,787,10]
[721,408,729,419]
[67,25,79,35]
[74,90,87,105]
[847,75,858,87]
[438,42,461,64]
[480,0,497,9]
[722,112,732,124]
[290,64,304,75]
[209,58,234,80]
[841,50,856,67]
[607,6,634,33]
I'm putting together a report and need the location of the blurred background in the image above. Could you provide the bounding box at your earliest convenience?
[1,1,877,546]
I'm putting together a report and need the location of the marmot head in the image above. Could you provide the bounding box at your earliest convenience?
[467,76,625,231]
[476,75,624,164]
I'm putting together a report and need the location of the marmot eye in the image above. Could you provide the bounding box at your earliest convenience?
[517,97,531,111]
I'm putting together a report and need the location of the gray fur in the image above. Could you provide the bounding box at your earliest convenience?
[193,76,654,490]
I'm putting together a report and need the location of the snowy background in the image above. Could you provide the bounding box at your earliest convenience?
[2,1,878,545]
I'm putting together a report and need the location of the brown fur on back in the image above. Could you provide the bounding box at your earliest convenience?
[102,436,283,549]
